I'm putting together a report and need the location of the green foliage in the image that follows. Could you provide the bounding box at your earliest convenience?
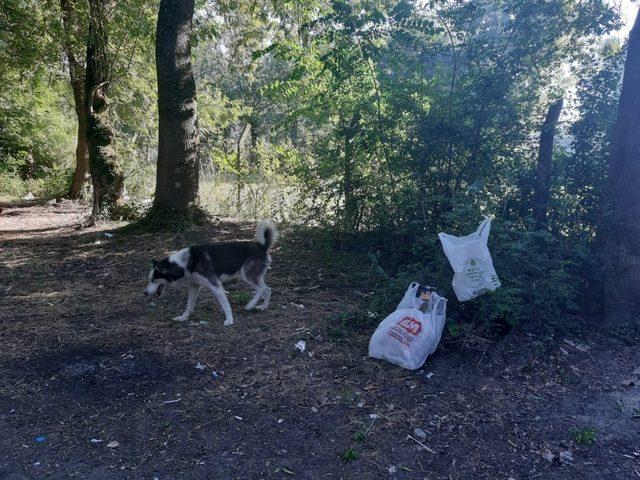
[341,448,358,461]
[570,427,597,445]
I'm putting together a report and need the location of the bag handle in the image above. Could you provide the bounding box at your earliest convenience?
[475,217,491,242]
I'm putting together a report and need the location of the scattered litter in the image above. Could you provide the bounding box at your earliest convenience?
[234,416,242,420]
[90,439,103,444]
[294,340,306,353]
[35,436,45,443]
[369,413,380,419]
[94,240,101,245]
[23,192,35,200]
[277,419,284,424]
[198,320,209,326]
[160,398,181,406]
[195,362,206,371]
[559,450,574,464]
[311,407,318,413]
[211,371,220,380]
[291,302,306,309]
[106,441,120,449]
[426,372,434,379]
[413,428,427,442]
[542,450,556,462]
[357,401,364,408]
[388,465,397,474]
[104,233,114,238]
[33,461,40,466]
[563,339,590,352]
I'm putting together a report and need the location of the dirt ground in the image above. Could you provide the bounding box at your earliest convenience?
[0,200,639,480]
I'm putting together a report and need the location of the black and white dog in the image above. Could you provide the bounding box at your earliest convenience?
[144,221,277,326]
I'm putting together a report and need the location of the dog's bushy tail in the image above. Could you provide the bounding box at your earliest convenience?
[256,220,277,250]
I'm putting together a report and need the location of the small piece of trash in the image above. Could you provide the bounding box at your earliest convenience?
[106,441,120,448]
[33,462,40,466]
[94,240,101,245]
[198,320,209,326]
[211,371,219,380]
[563,339,590,352]
[277,419,284,424]
[291,302,306,309]
[357,401,364,408]
[542,450,556,462]
[559,450,574,464]
[104,233,114,238]
[234,416,242,420]
[426,372,434,379]
[294,340,306,353]
[35,436,45,443]
[311,407,318,413]
[388,465,397,474]
[413,428,427,442]
[23,192,35,200]
[195,362,206,371]
[90,439,103,444]
[369,413,380,419]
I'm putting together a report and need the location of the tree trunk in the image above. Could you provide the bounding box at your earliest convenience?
[600,8,640,325]
[149,0,206,224]
[60,0,89,199]
[533,98,563,230]
[342,112,361,230]
[85,0,124,220]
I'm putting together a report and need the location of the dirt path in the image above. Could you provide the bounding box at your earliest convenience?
[0,202,639,480]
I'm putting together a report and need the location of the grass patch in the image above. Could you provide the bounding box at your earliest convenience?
[570,427,597,445]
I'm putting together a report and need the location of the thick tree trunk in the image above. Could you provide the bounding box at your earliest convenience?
[60,0,89,199]
[85,0,124,220]
[600,9,640,325]
[149,0,205,223]
[533,98,563,230]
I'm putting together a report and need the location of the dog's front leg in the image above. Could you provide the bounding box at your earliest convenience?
[173,283,200,322]
[208,282,234,326]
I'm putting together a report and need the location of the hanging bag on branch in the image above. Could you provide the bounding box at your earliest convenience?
[438,218,501,302]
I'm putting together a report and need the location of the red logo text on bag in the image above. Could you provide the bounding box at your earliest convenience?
[386,316,423,346]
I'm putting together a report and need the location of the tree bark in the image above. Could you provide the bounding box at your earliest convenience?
[149,0,205,223]
[533,98,563,230]
[60,0,89,199]
[600,8,640,325]
[342,112,361,230]
[85,0,124,220]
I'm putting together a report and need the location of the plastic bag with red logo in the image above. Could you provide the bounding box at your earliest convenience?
[368,292,447,370]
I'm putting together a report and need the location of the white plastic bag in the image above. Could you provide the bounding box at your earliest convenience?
[369,291,447,370]
[396,282,422,310]
[438,218,501,302]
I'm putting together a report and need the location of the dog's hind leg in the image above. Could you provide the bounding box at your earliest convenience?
[255,278,271,311]
[173,283,200,322]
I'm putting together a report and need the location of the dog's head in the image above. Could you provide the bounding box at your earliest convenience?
[144,258,185,297]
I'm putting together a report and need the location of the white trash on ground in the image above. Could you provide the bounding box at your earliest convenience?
[369,283,447,370]
[438,217,501,302]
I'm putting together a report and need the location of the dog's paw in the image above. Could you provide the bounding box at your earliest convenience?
[173,315,188,322]
[223,318,234,327]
